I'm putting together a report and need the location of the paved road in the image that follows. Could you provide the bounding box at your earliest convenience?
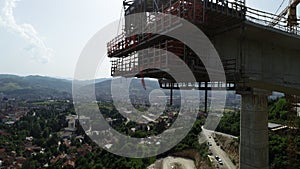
[201,126,236,169]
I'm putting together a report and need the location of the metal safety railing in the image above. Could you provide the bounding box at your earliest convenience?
[245,6,300,35]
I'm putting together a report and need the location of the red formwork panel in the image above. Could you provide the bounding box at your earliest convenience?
[166,40,184,66]
[167,41,184,54]
[107,0,206,58]
[125,37,130,49]
[163,0,204,24]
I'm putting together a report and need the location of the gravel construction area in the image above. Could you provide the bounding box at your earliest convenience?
[148,156,196,169]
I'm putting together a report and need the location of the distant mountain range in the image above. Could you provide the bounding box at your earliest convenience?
[0,74,282,102]
[0,74,161,101]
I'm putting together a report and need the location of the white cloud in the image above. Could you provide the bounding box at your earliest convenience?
[0,0,53,64]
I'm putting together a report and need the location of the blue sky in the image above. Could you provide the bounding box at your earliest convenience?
[0,0,295,79]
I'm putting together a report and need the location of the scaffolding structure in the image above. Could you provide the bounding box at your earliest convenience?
[106,1,300,109]
[108,0,246,53]
[108,0,246,81]
[108,0,300,82]
[110,40,186,77]
[285,95,299,169]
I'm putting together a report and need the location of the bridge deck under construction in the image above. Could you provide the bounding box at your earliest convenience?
[107,0,300,87]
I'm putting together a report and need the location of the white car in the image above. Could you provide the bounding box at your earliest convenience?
[218,158,223,165]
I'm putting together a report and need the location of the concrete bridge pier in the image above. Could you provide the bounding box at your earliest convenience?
[237,88,271,169]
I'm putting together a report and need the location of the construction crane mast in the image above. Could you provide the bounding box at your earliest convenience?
[270,0,300,29]
[285,94,299,169]
[288,0,300,27]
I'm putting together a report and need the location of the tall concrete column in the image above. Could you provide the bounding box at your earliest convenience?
[237,88,270,169]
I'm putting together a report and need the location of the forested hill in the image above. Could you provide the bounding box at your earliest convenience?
[0,75,161,101]
[0,75,72,100]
